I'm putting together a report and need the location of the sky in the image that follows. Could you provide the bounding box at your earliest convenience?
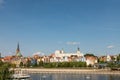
[0,0,120,57]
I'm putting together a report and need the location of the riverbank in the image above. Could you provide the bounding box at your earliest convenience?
[17,68,120,75]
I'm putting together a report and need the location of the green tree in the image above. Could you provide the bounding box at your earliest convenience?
[117,54,120,62]
[84,53,96,57]
[19,62,23,68]
[39,61,43,67]
[0,62,13,80]
[26,60,31,67]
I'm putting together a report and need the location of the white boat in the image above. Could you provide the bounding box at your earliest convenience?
[12,73,31,79]
[11,69,31,80]
[85,75,91,80]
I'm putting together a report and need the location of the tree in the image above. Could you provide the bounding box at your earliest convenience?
[117,54,120,62]
[19,62,23,67]
[26,60,31,67]
[84,53,96,57]
[0,62,13,80]
[39,61,43,67]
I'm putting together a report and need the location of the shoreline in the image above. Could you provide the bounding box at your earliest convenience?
[17,68,120,75]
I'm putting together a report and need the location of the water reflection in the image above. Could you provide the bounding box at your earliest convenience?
[30,73,120,80]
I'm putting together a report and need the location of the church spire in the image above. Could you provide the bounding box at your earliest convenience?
[77,47,80,54]
[16,43,22,57]
[17,43,20,52]
[77,47,80,51]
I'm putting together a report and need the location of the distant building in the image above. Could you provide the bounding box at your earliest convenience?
[99,55,117,62]
[107,55,117,62]
[50,48,84,62]
[99,56,107,62]
[85,56,98,66]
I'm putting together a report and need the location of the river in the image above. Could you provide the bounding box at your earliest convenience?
[30,73,120,80]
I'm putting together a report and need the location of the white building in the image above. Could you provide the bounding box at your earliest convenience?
[107,55,112,62]
[50,48,85,62]
[85,56,98,66]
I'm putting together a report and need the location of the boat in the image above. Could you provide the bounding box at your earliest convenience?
[11,73,31,80]
[85,75,91,80]
[10,69,31,80]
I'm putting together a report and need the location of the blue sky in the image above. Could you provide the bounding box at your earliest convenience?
[0,0,120,57]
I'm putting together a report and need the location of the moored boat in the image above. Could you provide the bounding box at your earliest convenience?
[12,73,31,79]
[10,68,31,80]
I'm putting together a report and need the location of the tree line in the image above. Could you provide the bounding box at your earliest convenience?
[20,61,87,68]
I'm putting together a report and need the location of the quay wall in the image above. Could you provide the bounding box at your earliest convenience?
[17,68,120,75]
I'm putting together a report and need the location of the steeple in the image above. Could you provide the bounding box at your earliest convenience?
[61,48,64,53]
[16,43,20,53]
[77,47,80,54]
[16,43,22,57]
[77,47,80,51]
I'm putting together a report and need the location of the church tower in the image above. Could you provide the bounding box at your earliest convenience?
[15,43,23,57]
[77,47,81,54]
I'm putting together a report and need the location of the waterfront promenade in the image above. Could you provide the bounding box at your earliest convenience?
[18,68,120,75]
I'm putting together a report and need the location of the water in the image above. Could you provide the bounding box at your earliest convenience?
[30,73,120,80]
